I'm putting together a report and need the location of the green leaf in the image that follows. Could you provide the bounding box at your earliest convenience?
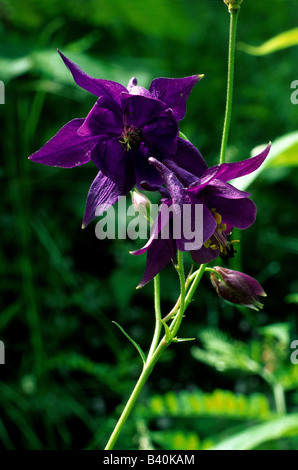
[161,320,172,343]
[257,323,290,345]
[285,293,298,304]
[232,132,298,191]
[238,28,298,55]
[179,131,189,140]
[211,414,298,450]
[112,321,146,364]
[172,337,196,343]
[139,388,273,421]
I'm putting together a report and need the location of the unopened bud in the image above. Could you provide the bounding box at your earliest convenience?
[224,0,243,12]
[210,266,266,311]
[131,190,151,217]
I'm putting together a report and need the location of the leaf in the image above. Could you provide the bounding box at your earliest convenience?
[139,388,273,421]
[112,321,146,364]
[161,320,172,343]
[211,414,298,450]
[285,293,298,304]
[232,132,298,191]
[172,337,196,343]
[238,28,298,55]
[192,328,261,375]
[257,323,290,345]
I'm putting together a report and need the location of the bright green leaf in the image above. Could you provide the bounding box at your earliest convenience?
[211,414,298,450]
[238,28,298,55]
[112,321,146,364]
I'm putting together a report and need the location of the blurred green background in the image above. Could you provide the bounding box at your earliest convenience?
[1,0,298,450]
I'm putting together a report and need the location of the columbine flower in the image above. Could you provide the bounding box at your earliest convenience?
[210,266,266,310]
[132,143,271,287]
[29,51,204,227]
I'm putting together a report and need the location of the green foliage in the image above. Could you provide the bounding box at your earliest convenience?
[139,388,273,421]
[239,28,298,55]
[211,414,298,450]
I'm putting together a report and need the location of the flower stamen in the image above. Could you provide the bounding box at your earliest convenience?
[205,208,239,259]
[119,125,143,151]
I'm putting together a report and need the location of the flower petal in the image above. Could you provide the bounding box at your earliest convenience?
[127,77,151,97]
[78,97,122,137]
[91,137,135,188]
[131,200,173,256]
[82,171,126,227]
[175,137,208,176]
[149,75,203,121]
[203,180,251,199]
[134,145,163,188]
[190,245,220,264]
[143,108,178,156]
[134,237,176,288]
[121,93,174,129]
[58,50,127,103]
[148,157,184,203]
[204,143,271,183]
[28,119,98,168]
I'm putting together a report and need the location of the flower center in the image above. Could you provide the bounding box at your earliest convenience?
[204,208,239,259]
[119,125,143,151]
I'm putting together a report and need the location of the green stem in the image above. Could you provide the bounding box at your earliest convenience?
[272,383,287,416]
[185,264,207,309]
[105,257,206,450]
[219,9,240,164]
[104,339,167,450]
[169,251,186,338]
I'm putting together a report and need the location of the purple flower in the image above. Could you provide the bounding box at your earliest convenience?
[132,143,271,287]
[210,266,266,310]
[29,51,203,227]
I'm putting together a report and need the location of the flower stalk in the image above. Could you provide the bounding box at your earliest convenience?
[105,256,206,450]
[219,6,240,164]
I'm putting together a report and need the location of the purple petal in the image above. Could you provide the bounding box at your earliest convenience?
[176,200,217,252]
[121,93,173,128]
[58,50,127,103]
[29,119,99,168]
[134,237,176,288]
[91,137,135,188]
[140,181,170,199]
[163,160,199,187]
[82,171,126,228]
[78,97,122,137]
[203,180,251,199]
[131,200,173,256]
[190,245,220,264]
[167,138,208,179]
[134,146,163,188]
[149,158,184,203]
[149,75,203,121]
[207,195,257,229]
[204,143,271,183]
[143,108,179,156]
[127,77,152,97]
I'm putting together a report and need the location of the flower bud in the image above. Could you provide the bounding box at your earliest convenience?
[210,267,266,310]
[131,190,151,222]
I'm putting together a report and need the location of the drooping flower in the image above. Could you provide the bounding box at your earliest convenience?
[29,51,204,227]
[210,266,266,310]
[132,143,271,287]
